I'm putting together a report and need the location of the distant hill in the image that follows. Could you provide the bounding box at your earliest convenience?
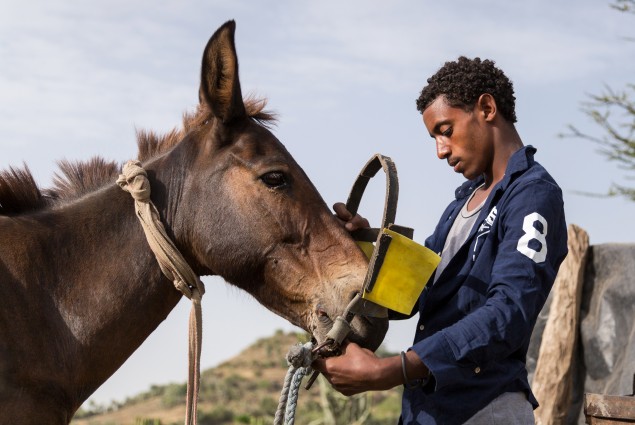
[71,330,402,425]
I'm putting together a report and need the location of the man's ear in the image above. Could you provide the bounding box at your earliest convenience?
[477,93,497,122]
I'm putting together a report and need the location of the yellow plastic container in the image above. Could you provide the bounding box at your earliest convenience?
[360,229,441,315]
[357,241,376,259]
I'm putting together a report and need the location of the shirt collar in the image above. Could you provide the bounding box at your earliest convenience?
[454,145,536,200]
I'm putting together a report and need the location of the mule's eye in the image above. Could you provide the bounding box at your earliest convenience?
[260,171,288,189]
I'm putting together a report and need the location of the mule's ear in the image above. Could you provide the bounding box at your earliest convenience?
[200,20,246,123]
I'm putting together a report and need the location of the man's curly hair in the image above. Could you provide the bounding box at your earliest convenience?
[416,57,517,123]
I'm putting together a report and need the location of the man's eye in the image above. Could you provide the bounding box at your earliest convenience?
[442,127,453,137]
[260,171,288,189]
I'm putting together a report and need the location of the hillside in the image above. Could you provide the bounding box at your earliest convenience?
[71,330,402,425]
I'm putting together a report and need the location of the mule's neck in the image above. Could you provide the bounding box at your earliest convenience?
[28,173,185,410]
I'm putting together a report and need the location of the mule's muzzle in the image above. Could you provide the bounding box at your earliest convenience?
[347,314,389,352]
[314,293,389,355]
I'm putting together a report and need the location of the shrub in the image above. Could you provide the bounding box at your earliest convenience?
[198,407,234,425]
[235,414,251,424]
[160,383,187,408]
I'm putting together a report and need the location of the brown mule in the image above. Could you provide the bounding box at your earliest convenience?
[0,21,388,424]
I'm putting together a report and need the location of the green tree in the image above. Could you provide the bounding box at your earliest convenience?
[565,0,635,200]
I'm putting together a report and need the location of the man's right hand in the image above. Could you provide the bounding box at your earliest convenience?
[333,202,370,232]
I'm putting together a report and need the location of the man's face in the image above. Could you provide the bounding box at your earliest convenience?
[422,95,493,181]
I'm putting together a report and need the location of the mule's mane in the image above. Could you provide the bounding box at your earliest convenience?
[0,97,275,216]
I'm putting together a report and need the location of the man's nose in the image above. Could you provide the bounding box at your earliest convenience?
[436,139,450,159]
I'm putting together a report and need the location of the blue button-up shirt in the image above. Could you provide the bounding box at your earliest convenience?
[400,146,568,424]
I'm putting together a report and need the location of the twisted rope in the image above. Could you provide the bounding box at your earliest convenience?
[117,160,206,425]
[274,342,315,425]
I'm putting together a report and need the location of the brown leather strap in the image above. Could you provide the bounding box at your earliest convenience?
[345,154,399,231]
[346,154,414,242]
[363,232,392,293]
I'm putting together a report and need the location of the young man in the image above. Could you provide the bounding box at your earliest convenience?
[313,57,568,424]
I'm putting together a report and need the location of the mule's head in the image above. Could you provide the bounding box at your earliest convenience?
[165,21,388,351]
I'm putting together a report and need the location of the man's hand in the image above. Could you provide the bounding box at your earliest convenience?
[312,342,401,396]
[313,342,431,396]
[333,202,370,232]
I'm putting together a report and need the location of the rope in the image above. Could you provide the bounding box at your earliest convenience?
[273,296,364,424]
[274,342,315,425]
[117,160,206,425]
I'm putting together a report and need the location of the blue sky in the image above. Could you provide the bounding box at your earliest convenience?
[2,0,634,407]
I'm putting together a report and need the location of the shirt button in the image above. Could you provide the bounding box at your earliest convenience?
[419,324,425,331]
[474,367,481,374]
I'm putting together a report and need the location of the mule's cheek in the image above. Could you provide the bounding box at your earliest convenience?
[259,256,316,329]
[221,167,282,241]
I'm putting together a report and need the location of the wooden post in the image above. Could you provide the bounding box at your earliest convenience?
[584,392,635,424]
[533,224,590,425]
[583,373,635,424]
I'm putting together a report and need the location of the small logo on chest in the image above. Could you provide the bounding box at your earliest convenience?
[473,206,497,260]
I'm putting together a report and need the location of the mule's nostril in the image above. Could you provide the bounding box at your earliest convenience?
[316,305,330,318]
[316,306,333,326]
